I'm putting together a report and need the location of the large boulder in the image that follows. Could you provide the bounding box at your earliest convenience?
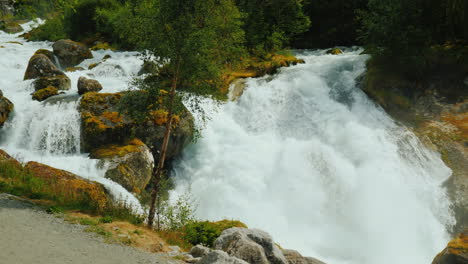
[197,250,249,264]
[34,49,57,65]
[79,92,194,161]
[78,76,103,95]
[52,39,93,68]
[432,232,468,264]
[33,75,71,91]
[90,139,154,193]
[282,249,326,264]
[24,54,63,80]
[0,92,14,127]
[214,228,288,264]
[24,161,109,210]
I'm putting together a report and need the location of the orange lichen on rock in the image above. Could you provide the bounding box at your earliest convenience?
[90,139,145,159]
[24,161,108,210]
[432,232,468,264]
[102,111,123,124]
[442,112,468,139]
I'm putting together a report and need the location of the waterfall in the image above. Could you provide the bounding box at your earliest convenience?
[0,21,144,213]
[172,49,454,264]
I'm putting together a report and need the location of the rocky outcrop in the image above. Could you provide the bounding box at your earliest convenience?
[78,76,103,95]
[282,249,326,264]
[24,161,109,210]
[432,232,468,264]
[214,228,288,264]
[0,91,13,127]
[0,21,22,33]
[90,139,154,193]
[0,149,21,168]
[32,86,59,102]
[52,39,93,68]
[79,92,194,162]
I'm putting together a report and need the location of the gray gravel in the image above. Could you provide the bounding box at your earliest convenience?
[0,193,181,264]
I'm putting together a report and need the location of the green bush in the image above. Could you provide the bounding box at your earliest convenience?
[27,16,67,41]
[183,220,247,247]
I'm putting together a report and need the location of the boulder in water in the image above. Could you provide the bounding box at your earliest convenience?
[90,139,154,193]
[432,232,468,264]
[197,250,249,264]
[0,21,23,34]
[214,227,288,264]
[24,54,64,80]
[78,76,103,95]
[24,161,109,210]
[52,39,93,68]
[34,49,56,65]
[326,48,343,55]
[32,86,59,102]
[33,75,71,91]
[0,92,14,127]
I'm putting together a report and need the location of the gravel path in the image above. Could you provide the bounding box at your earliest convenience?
[0,193,181,264]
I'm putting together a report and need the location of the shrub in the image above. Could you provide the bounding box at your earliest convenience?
[183,220,247,247]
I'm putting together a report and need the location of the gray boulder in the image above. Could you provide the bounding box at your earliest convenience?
[190,245,211,258]
[78,76,103,95]
[282,249,326,264]
[197,250,249,264]
[53,39,93,68]
[24,54,64,80]
[214,228,288,264]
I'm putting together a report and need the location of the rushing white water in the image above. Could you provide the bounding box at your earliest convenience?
[173,49,454,263]
[0,21,144,212]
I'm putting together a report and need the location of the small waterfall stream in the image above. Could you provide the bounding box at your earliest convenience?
[0,21,144,212]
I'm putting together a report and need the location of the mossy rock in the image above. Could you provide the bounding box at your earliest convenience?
[25,161,109,210]
[432,232,468,264]
[91,42,115,51]
[34,49,56,64]
[0,149,21,169]
[0,21,23,33]
[79,92,194,163]
[32,86,59,102]
[24,54,64,80]
[33,75,71,91]
[326,48,343,55]
[90,139,154,193]
[0,95,14,127]
[88,62,101,70]
[77,76,103,95]
[52,39,93,68]
[66,67,85,72]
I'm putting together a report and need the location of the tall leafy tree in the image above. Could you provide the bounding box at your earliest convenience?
[119,0,245,229]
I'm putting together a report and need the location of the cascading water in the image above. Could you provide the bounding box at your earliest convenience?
[0,21,145,212]
[172,49,455,264]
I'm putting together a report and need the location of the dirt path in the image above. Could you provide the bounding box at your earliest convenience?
[0,193,181,264]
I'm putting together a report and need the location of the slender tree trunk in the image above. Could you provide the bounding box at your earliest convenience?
[148,61,180,229]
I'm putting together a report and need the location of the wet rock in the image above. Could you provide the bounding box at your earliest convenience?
[0,94,14,127]
[52,39,93,68]
[326,48,343,55]
[34,49,56,65]
[33,75,71,91]
[90,139,154,193]
[24,161,109,210]
[214,228,288,264]
[66,67,85,72]
[0,21,23,33]
[282,249,326,264]
[432,232,468,264]
[197,250,249,264]
[78,76,103,95]
[24,54,63,80]
[79,92,194,162]
[32,86,59,102]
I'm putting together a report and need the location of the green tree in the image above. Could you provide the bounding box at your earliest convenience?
[118,0,245,229]
[235,0,310,54]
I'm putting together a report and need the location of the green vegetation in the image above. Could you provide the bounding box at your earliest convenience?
[183,220,247,247]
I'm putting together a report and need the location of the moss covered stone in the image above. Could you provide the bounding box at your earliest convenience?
[326,48,343,55]
[32,86,59,102]
[0,21,23,33]
[432,232,468,264]
[0,95,13,127]
[52,39,93,68]
[90,139,154,193]
[34,75,71,91]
